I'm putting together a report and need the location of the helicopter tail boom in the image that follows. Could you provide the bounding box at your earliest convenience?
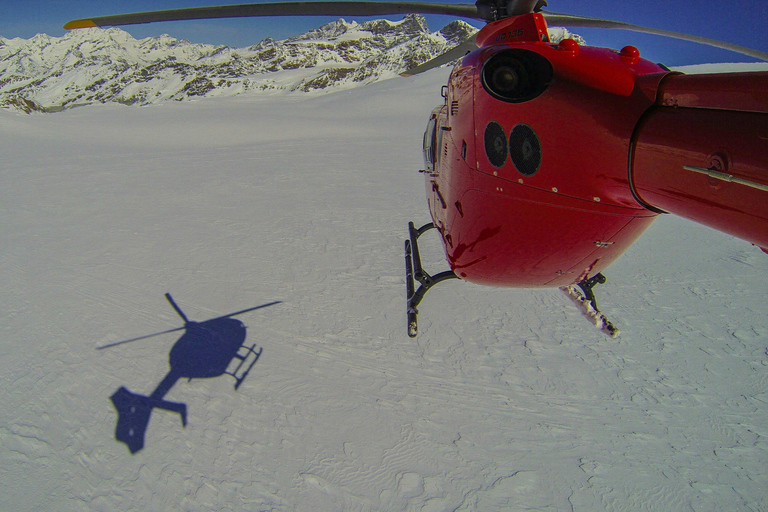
[630,72,768,250]
[110,386,187,453]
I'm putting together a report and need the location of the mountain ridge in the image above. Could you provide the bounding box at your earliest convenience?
[0,15,584,113]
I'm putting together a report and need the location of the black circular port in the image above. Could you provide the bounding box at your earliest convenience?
[481,49,553,103]
[509,124,541,176]
[484,121,508,168]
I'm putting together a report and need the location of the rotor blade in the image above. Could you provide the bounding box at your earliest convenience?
[543,12,768,62]
[96,326,186,350]
[508,0,546,16]
[205,300,283,322]
[64,1,484,30]
[400,36,477,76]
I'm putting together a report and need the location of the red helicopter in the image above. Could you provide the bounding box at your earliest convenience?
[65,1,768,337]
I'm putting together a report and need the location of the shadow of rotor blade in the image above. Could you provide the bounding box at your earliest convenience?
[208,301,283,322]
[96,326,185,350]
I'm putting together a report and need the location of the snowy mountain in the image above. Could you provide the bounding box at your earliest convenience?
[0,16,584,113]
[0,15,469,112]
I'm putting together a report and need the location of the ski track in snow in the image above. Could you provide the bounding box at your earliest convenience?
[1,68,767,511]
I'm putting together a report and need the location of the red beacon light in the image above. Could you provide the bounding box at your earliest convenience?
[557,38,579,56]
[619,45,641,65]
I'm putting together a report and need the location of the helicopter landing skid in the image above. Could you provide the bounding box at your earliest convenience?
[560,273,620,338]
[226,344,262,389]
[405,221,458,337]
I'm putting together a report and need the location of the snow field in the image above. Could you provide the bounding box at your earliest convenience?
[1,68,767,511]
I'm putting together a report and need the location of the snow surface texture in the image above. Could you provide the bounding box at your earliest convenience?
[1,68,767,511]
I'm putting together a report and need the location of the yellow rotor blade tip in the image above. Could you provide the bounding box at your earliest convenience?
[64,19,99,30]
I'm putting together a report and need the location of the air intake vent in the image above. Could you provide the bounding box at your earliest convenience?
[450,101,459,115]
[509,124,541,176]
[484,121,507,168]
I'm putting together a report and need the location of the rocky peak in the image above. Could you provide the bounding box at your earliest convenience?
[439,20,477,45]
[0,16,583,113]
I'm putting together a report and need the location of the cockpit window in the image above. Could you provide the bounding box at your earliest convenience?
[423,117,437,172]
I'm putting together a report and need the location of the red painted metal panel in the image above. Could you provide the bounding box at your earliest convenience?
[475,13,550,47]
[441,183,656,287]
[658,72,768,113]
[631,106,768,248]
[468,44,663,208]
[423,21,768,290]
[422,37,670,287]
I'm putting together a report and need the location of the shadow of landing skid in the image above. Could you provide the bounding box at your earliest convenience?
[100,293,280,453]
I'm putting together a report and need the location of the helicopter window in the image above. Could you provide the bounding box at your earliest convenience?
[423,117,437,171]
[436,128,445,170]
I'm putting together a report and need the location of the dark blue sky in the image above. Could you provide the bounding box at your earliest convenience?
[1,0,766,66]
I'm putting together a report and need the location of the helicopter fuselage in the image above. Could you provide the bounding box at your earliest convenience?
[169,317,247,379]
[423,14,768,288]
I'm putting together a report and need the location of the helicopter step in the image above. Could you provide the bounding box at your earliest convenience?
[560,273,620,338]
[226,343,263,390]
[405,221,458,337]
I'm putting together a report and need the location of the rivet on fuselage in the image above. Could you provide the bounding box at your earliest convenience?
[593,196,601,202]
[552,187,558,193]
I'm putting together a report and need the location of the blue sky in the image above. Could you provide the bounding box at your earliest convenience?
[1,0,766,66]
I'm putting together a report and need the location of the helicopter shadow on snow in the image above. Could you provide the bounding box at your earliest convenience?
[99,293,281,454]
